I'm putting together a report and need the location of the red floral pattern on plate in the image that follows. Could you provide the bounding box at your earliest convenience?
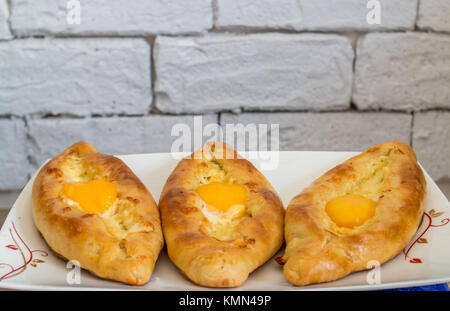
[0,222,48,281]
[404,210,449,264]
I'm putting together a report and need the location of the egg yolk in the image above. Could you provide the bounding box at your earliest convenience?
[62,180,118,214]
[325,194,377,228]
[196,182,248,218]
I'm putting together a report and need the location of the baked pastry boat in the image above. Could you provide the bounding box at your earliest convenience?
[279,141,426,286]
[32,142,164,285]
[159,142,284,287]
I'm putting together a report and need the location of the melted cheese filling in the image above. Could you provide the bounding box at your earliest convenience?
[62,180,117,214]
[325,194,377,228]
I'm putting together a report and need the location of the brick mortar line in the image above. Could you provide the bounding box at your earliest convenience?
[148,37,163,115]
[21,116,37,181]
[418,27,450,35]
[210,26,416,35]
[413,0,421,31]
[10,33,202,40]
[2,109,448,122]
[145,36,157,115]
[0,31,360,41]
[5,29,450,41]
[211,0,219,31]
[209,108,450,114]
[5,0,14,39]
[410,111,416,147]
[1,108,450,120]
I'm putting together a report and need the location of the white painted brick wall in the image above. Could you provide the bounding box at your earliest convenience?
[0,0,11,40]
[216,0,417,31]
[413,111,450,181]
[221,112,412,151]
[353,33,450,111]
[27,115,217,171]
[215,0,303,30]
[0,1,449,192]
[0,39,151,116]
[11,0,212,36]
[155,34,353,114]
[417,0,450,33]
[0,119,29,190]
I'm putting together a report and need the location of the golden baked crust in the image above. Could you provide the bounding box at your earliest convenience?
[159,142,284,287]
[32,142,164,285]
[280,141,426,286]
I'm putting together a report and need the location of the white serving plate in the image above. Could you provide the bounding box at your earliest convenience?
[0,151,449,291]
